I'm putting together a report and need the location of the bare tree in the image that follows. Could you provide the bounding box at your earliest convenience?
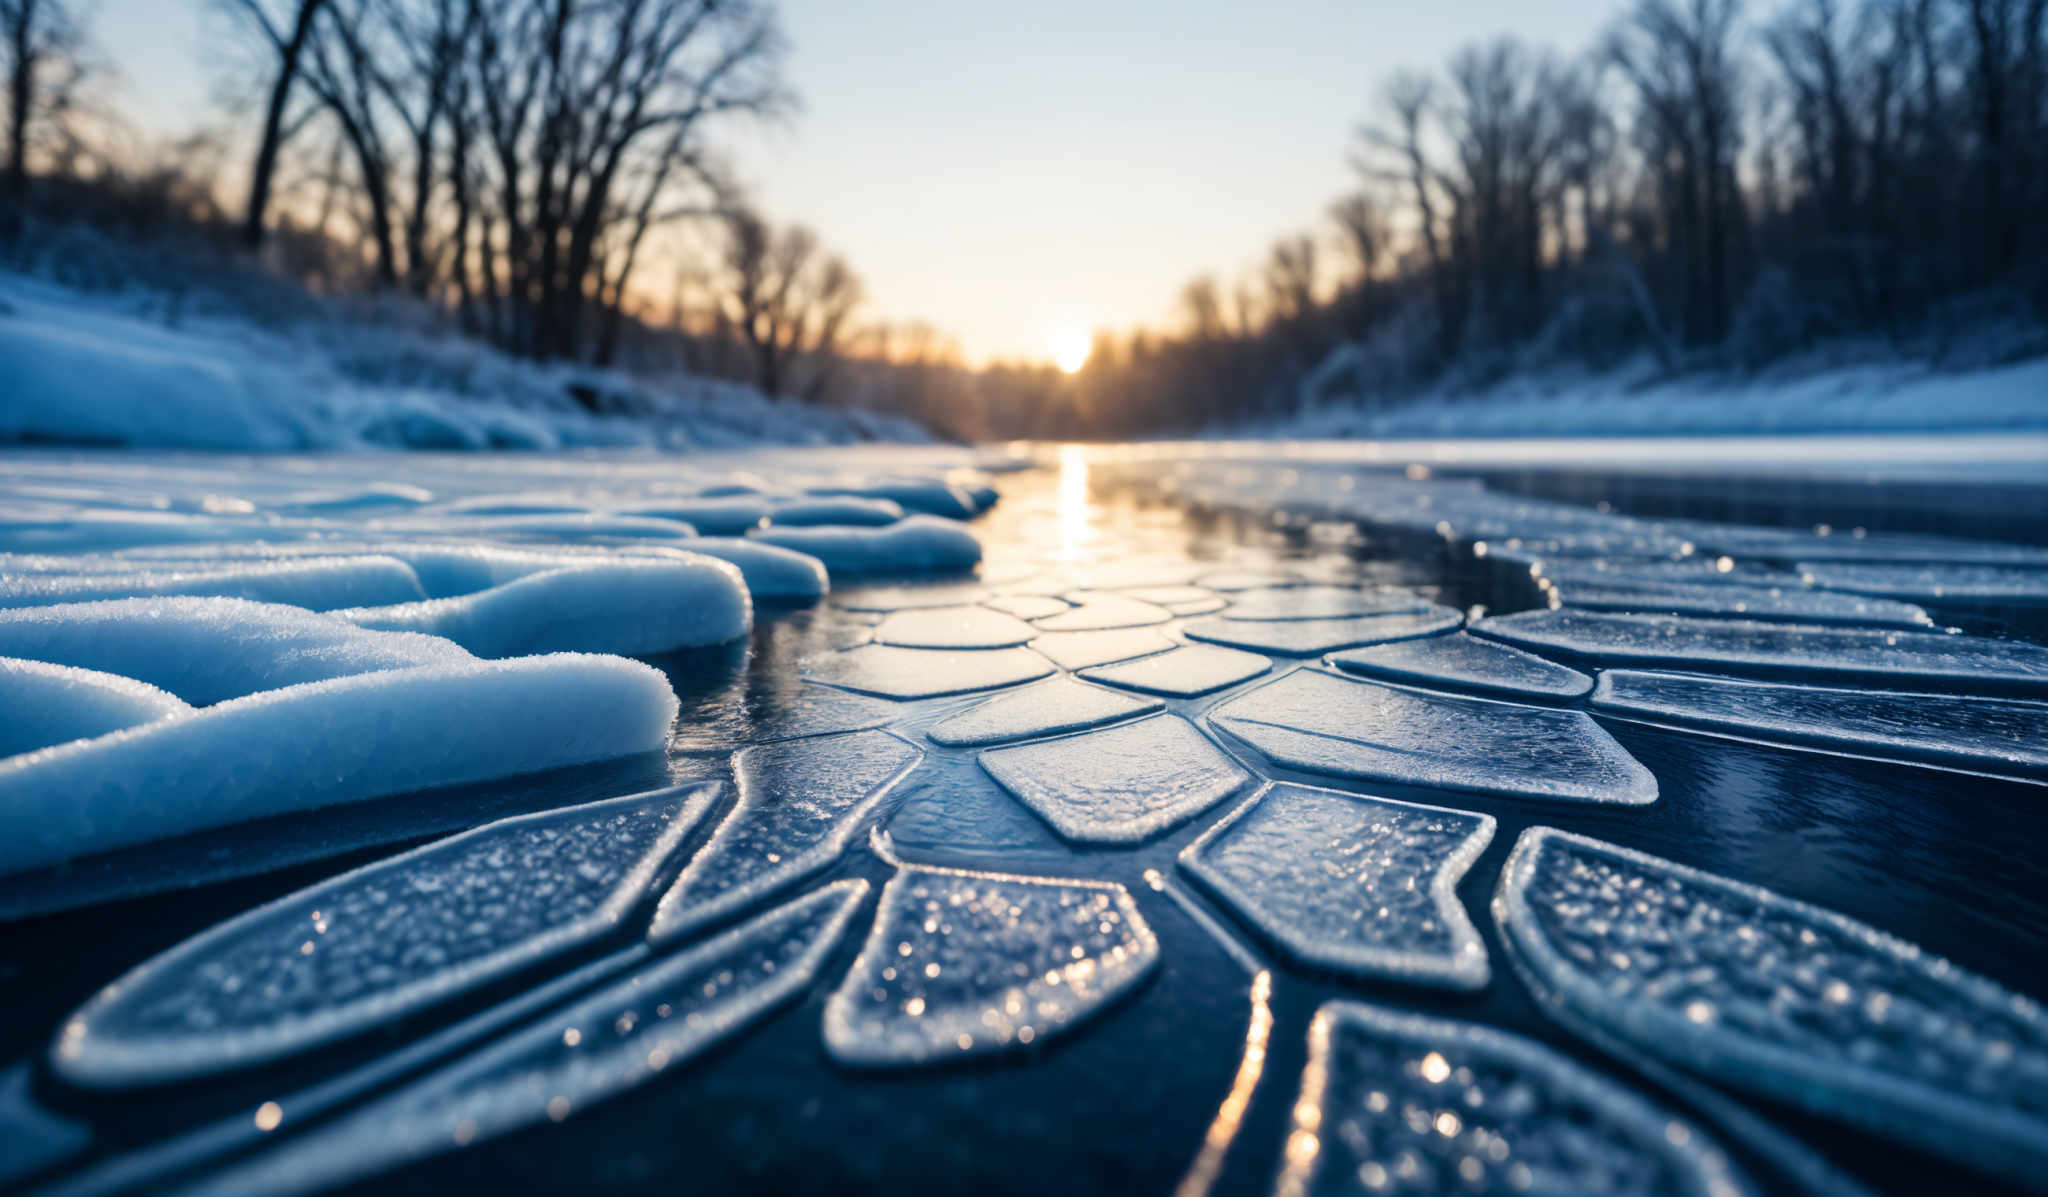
[711,207,863,402]
[1,0,84,218]
[221,0,328,248]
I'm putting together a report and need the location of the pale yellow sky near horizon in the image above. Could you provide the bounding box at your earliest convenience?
[94,0,1616,365]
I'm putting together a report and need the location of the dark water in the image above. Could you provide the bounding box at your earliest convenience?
[4,449,2046,1197]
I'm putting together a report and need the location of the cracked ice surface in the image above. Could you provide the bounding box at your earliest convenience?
[649,730,920,943]
[183,882,870,1197]
[823,866,1156,1066]
[1476,609,2048,695]
[1221,584,1434,621]
[53,786,717,1088]
[803,643,1054,699]
[1591,670,2048,776]
[1210,669,1657,804]
[926,676,1163,747]
[1495,828,2048,1186]
[1326,632,1593,702]
[871,605,1039,649]
[1181,784,1493,989]
[979,714,1254,843]
[1273,1001,1752,1197]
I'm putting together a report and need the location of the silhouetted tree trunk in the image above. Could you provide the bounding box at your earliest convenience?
[230,0,328,249]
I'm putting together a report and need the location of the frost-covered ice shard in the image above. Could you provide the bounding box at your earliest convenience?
[649,730,920,943]
[1591,670,2048,777]
[1181,784,1492,989]
[1079,643,1270,697]
[1475,609,2048,695]
[1209,669,1657,804]
[926,676,1163,747]
[51,785,719,1088]
[979,714,1253,843]
[1555,580,1933,628]
[1182,608,1462,656]
[1798,561,2048,608]
[803,643,1054,699]
[180,882,869,1197]
[871,605,1038,649]
[1327,632,1593,701]
[1272,1001,1753,1197]
[823,865,1157,1066]
[1495,827,2048,1186]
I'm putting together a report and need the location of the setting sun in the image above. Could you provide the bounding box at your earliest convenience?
[1051,325,1092,374]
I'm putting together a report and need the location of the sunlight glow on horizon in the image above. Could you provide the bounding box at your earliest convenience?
[1052,325,1092,374]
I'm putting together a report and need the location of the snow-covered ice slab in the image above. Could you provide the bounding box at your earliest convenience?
[334,555,750,655]
[926,677,1163,747]
[1476,609,2048,695]
[768,496,905,526]
[182,882,869,1197]
[1222,584,1432,621]
[0,651,678,875]
[1799,562,2048,608]
[808,478,980,518]
[1271,1001,1752,1197]
[0,597,471,705]
[51,785,717,1088]
[649,730,920,943]
[1495,827,2048,1186]
[1027,627,1175,671]
[0,655,188,757]
[1032,591,1174,631]
[0,556,429,610]
[671,538,828,600]
[1326,632,1593,702]
[979,714,1253,843]
[872,605,1038,649]
[1556,580,1933,628]
[1592,670,2048,777]
[1209,669,1656,804]
[751,515,981,575]
[1182,608,1462,657]
[823,865,1156,1066]
[804,644,1054,699]
[1078,643,1270,697]
[1181,784,1493,989]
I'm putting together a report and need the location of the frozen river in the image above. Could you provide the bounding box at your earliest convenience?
[1,440,2045,1196]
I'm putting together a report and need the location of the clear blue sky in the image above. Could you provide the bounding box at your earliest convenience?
[95,0,1616,363]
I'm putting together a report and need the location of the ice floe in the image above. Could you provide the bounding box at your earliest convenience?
[871,605,1039,650]
[1476,609,2048,694]
[1592,670,2048,777]
[1181,784,1492,989]
[822,865,1156,1066]
[1032,591,1175,631]
[752,515,981,575]
[1027,627,1176,671]
[835,582,988,612]
[0,652,679,875]
[979,714,1253,843]
[0,655,189,757]
[803,644,1054,699]
[1078,643,1270,697]
[926,677,1163,747]
[1222,585,1432,621]
[768,497,906,526]
[1495,827,2048,1186]
[1209,669,1657,804]
[51,785,717,1087]
[808,478,980,518]
[981,593,1070,621]
[648,730,920,943]
[1326,632,1594,701]
[1554,580,1933,628]
[1182,608,1463,657]
[1799,562,2048,608]
[180,882,869,1197]
[670,538,828,601]
[1272,1001,1752,1197]
[0,555,429,610]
